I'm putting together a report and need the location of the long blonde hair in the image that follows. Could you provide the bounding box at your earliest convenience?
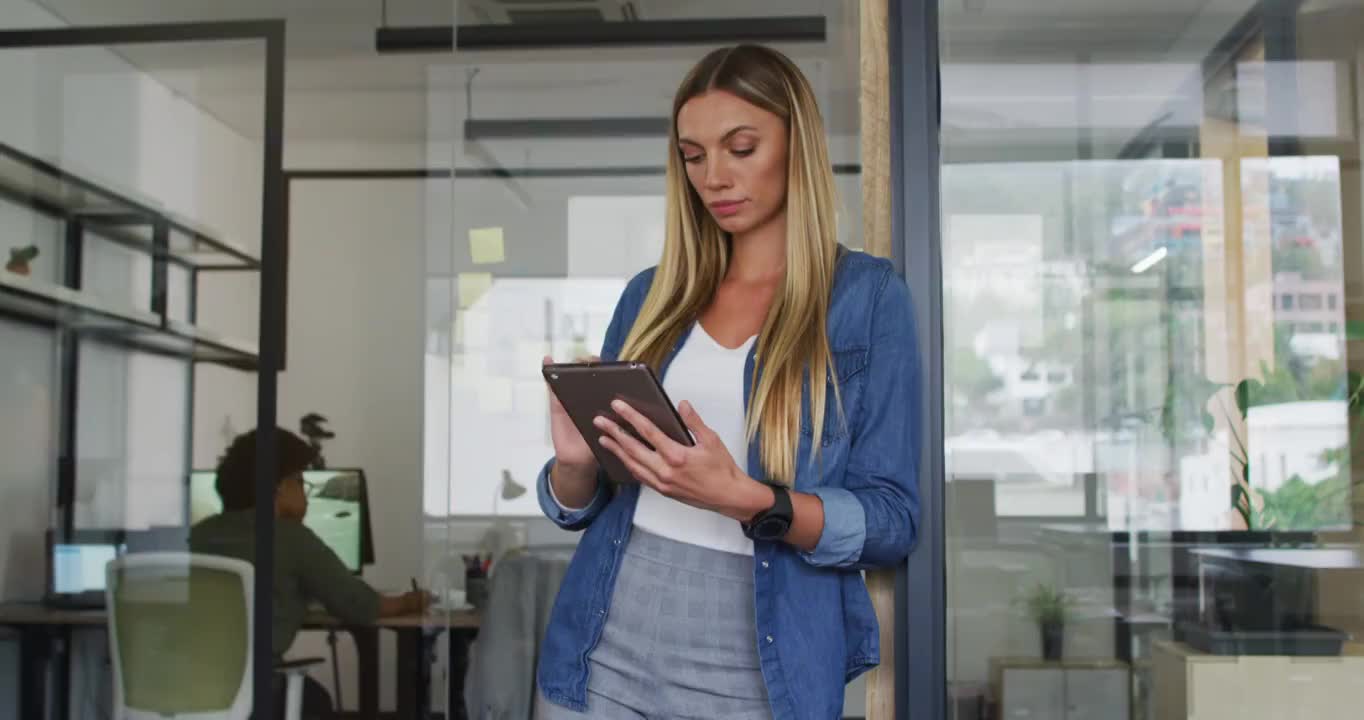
[618,45,841,485]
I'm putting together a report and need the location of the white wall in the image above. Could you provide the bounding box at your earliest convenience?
[279,179,431,711]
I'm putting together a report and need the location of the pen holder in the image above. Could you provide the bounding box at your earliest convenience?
[465,572,488,609]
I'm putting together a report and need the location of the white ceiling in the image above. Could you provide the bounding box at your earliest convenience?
[29,0,862,144]
[30,0,1354,150]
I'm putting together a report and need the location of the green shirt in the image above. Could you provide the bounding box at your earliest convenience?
[189,510,381,656]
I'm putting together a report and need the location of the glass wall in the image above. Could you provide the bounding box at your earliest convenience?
[941,1,1364,718]
[0,17,272,720]
[0,1,874,718]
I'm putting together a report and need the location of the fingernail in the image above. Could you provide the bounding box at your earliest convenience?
[593,416,607,428]
[611,399,625,411]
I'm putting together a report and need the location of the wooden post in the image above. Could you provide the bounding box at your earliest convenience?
[860,1,896,719]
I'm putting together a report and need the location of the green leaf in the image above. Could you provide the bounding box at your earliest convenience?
[1347,320,1364,341]
[1230,482,1256,530]
[1238,379,1254,420]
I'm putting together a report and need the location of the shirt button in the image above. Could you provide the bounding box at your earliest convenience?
[613,539,621,545]
[766,635,774,644]
[761,561,770,569]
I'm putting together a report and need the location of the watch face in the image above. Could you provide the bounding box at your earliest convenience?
[754,516,790,540]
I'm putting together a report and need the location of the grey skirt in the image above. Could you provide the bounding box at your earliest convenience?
[537,528,772,720]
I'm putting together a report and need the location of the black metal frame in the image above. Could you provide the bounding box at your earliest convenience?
[55,219,84,537]
[892,1,945,718]
[0,20,285,720]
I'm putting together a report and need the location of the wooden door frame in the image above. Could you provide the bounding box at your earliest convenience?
[861,1,946,718]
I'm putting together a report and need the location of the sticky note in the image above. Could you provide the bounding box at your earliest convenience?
[469,227,505,265]
[458,272,493,309]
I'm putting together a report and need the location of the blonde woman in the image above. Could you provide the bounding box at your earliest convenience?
[535,45,920,720]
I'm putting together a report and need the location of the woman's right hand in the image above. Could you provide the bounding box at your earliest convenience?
[544,355,598,472]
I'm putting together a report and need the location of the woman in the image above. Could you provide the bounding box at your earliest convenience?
[535,45,920,720]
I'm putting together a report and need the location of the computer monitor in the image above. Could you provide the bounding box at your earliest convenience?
[46,529,126,607]
[187,468,374,574]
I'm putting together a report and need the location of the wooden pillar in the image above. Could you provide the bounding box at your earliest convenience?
[860,1,897,718]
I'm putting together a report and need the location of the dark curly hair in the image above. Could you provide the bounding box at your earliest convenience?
[215,427,318,511]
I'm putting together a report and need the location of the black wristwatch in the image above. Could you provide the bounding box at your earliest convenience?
[742,483,793,541]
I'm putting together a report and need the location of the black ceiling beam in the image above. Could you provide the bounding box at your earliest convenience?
[465,116,670,140]
[377,17,826,53]
[375,25,453,53]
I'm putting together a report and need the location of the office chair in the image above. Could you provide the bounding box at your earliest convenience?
[465,547,572,720]
[106,553,321,720]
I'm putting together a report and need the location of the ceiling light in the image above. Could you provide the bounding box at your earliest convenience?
[1130,247,1168,274]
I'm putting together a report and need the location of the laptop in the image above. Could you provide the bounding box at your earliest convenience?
[44,529,126,609]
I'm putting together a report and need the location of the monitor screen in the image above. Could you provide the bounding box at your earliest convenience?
[188,468,372,574]
[52,542,120,595]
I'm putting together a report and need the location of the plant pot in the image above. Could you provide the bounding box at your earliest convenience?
[1040,621,1064,661]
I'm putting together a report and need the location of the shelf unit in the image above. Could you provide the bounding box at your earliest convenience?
[0,21,289,720]
[0,139,263,538]
[0,140,260,369]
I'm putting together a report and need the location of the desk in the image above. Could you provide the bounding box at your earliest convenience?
[0,602,480,720]
[1152,639,1364,719]
[1188,547,1364,570]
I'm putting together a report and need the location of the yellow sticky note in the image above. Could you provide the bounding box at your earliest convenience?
[469,227,505,264]
[458,272,493,309]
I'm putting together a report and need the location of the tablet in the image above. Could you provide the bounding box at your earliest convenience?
[542,361,694,485]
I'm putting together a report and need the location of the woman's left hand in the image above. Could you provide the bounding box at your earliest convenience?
[595,399,771,521]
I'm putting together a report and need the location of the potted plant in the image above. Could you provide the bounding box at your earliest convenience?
[6,245,38,276]
[1017,583,1073,661]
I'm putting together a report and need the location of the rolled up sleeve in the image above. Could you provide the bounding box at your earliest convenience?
[802,486,866,566]
[801,269,922,570]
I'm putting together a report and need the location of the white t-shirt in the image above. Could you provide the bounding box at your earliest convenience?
[632,325,756,556]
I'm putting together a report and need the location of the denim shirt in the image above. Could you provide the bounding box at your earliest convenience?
[535,250,922,720]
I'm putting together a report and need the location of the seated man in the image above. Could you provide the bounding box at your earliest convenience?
[191,427,426,718]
